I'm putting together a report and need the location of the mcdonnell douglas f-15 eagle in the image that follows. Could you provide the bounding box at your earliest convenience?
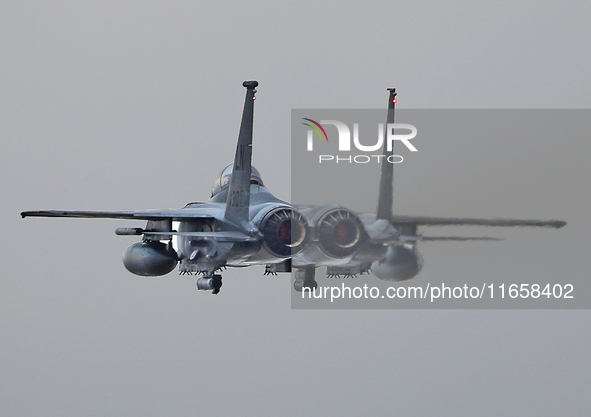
[21,81,566,294]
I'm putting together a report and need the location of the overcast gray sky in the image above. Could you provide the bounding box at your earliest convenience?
[2,1,590,416]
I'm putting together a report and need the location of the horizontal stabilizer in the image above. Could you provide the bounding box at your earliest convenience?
[143,231,260,242]
[400,235,503,242]
[391,215,566,229]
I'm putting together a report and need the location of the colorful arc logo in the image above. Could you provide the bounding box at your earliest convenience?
[302,118,329,142]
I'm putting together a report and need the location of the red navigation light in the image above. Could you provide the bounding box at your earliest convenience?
[392,98,397,104]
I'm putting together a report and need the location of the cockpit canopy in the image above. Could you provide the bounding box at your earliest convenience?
[211,164,264,197]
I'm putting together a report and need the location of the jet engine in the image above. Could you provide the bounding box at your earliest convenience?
[294,206,366,265]
[371,245,423,281]
[316,208,365,258]
[122,241,178,276]
[258,207,310,258]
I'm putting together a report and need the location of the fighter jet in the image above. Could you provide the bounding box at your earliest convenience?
[21,81,566,294]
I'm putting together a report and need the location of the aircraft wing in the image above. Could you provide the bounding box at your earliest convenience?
[390,215,566,229]
[20,209,216,221]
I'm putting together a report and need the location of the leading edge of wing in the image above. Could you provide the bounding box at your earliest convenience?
[390,215,566,229]
[20,209,215,221]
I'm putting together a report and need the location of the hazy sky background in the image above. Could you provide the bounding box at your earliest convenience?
[2,1,590,416]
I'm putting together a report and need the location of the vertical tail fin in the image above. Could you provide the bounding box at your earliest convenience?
[225,81,258,229]
[376,88,397,221]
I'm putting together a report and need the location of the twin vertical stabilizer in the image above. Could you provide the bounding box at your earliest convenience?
[376,88,397,221]
[224,81,259,231]
[224,81,395,230]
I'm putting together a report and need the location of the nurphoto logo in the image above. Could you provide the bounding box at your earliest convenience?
[302,118,418,164]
